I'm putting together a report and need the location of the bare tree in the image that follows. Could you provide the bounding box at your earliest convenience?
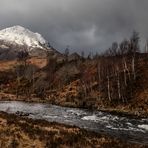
[46,51,57,89]
[129,31,140,80]
[111,42,118,56]
[16,50,29,98]
[129,31,140,54]
[107,75,111,101]
[97,60,101,99]
[119,39,129,55]
[17,50,29,68]
[115,65,122,102]
[64,46,70,62]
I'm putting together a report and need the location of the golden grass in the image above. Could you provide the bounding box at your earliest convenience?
[0,57,47,71]
[0,112,146,148]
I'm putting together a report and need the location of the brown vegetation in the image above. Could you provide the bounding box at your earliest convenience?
[0,31,148,117]
[0,112,146,148]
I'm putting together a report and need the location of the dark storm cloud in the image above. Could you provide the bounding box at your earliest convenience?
[0,0,148,53]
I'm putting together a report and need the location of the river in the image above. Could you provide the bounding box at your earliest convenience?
[0,101,148,144]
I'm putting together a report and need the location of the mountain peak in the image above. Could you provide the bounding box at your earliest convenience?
[0,25,47,49]
[7,25,27,31]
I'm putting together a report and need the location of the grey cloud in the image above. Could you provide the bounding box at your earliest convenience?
[0,0,148,53]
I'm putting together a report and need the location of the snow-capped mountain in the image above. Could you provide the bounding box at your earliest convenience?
[0,25,60,60]
[0,25,48,49]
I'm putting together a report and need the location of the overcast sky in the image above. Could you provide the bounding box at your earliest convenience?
[0,0,148,53]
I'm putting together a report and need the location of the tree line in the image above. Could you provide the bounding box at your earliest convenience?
[15,31,147,104]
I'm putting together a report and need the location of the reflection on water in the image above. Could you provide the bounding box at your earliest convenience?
[0,101,148,144]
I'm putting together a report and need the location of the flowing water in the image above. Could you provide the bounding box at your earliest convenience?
[0,101,148,144]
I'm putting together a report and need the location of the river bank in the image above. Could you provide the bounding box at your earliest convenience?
[0,92,148,118]
[0,111,146,148]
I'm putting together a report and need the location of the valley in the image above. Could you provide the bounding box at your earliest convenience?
[0,26,148,147]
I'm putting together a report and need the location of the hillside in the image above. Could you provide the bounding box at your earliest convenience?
[0,53,147,117]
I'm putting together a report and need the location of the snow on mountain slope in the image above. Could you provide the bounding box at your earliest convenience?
[0,25,47,49]
[0,25,64,60]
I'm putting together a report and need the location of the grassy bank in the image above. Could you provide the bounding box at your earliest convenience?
[0,111,146,148]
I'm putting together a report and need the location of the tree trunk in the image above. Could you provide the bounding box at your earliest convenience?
[107,75,111,101]
[98,62,101,99]
[132,56,136,80]
[123,57,130,81]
